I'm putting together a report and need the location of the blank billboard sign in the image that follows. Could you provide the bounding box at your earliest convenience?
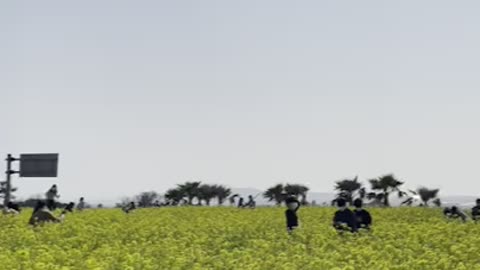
[20,153,59,177]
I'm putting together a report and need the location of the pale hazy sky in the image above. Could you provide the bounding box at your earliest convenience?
[2,1,480,203]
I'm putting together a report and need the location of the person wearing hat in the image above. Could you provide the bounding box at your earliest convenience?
[285,196,301,233]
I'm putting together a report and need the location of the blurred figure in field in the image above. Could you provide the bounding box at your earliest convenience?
[3,202,21,215]
[444,206,468,222]
[471,199,480,222]
[237,197,244,208]
[29,200,63,226]
[333,198,357,233]
[353,199,372,230]
[62,202,75,214]
[77,197,85,211]
[123,201,136,213]
[245,195,256,209]
[45,184,60,211]
[285,196,300,233]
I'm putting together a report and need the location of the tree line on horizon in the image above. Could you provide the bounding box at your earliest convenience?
[115,173,441,208]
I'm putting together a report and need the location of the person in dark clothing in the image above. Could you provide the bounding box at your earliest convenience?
[238,197,244,208]
[471,199,480,222]
[444,206,468,222]
[245,195,256,209]
[285,196,300,233]
[62,202,75,214]
[333,198,357,233]
[29,200,63,226]
[353,199,372,230]
[3,202,21,215]
[123,202,136,213]
[45,184,60,211]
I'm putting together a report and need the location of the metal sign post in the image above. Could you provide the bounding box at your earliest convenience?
[4,154,19,206]
[3,153,59,206]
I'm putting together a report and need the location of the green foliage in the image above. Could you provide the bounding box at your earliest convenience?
[2,208,480,269]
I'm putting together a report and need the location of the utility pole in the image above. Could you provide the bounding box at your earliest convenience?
[4,154,18,206]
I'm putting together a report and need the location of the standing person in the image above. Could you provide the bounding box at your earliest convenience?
[45,184,60,211]
[77,197,85,211]
[29,201,63,226]
[353,199,372,230]
[471,199,480,222]
[333,198,357,233]
[285,196,300,233]
[238,197,244,208]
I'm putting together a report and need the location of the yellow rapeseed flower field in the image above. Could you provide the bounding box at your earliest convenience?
[0,207,479,270]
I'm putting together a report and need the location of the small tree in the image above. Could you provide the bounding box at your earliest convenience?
[165,188,184,205]
[417,187,440,206]
[212,185,231,206]
[177,181,201,205]
[369,174,404,207]
[263,184,285,205]
[334,176,362,205]
[136,191,159,207]
[197,184,216,206]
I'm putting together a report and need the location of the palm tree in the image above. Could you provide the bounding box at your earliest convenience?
[263,184,285,205]
[197,184,217,206]
[284,184,309,204]
[177,181,201,205]
[164,188,184,205]
[368,174,404,207]
[212,185,231,206]
[334,176,362,205]
[417,187,440,206]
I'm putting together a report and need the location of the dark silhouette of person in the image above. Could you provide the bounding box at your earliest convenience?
[444,206,468,222]
[238,197,244,208]
[285,196,300,233]
[45,184,60,211]
[77,197,86,211]
[333,198,357,233]
[29,201,63,226]
[123,202,136,213]
[472,199,480,222]
[353,199,372,230]
[246,195,256,209]
[3,202,21,215]
[62,202,75,214]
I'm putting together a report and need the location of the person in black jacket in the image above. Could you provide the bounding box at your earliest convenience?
[471,199,480,222]
[285,196,300,233]
[333,198,357,233]
[444,206,468,222]
[353,199,372,230]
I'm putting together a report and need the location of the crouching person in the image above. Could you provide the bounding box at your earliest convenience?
[444,206,468,222]
[3,202,21,215]
[353,199,372,231]
[29,201,63,226]
[333,198,357,233]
